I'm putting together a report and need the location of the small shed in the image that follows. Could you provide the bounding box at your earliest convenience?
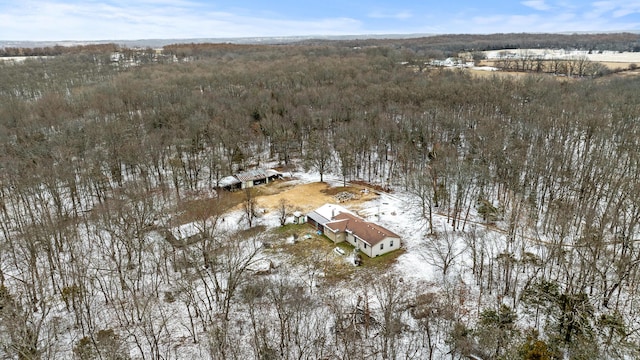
[292,211,305,224]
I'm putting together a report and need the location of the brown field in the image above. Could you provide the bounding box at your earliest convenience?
[175,179,380,224]
[467,68,531,79]
[598,61,636,70]
[238,179,379,213]
[611,68,640,78]
[474,59,639,78]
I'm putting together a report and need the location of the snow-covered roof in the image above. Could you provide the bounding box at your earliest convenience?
[219,175,241,187]
[266,169,280,177]
[308,204,352,225]
[235,168,268,182]
[219,168,280,187]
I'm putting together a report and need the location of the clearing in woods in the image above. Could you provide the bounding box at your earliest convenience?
[250,179,379,213]
[177,179,380,224]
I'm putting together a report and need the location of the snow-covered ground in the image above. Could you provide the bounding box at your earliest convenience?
[0,169,522,359]
[471,66,498,71]
[0,55,54,62]
[259,171,502,286]
[483,49,640,63]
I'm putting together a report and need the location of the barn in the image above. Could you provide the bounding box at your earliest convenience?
[218,168,281,191]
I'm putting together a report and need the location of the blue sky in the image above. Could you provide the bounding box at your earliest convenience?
[1,0,639,41]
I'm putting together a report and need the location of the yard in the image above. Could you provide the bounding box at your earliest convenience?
[171,176,404,285]
[173,179,364,224]
[268,222,406,284]
[249,179,379,214]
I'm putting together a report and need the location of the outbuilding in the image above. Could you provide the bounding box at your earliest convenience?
[218,168,281,191]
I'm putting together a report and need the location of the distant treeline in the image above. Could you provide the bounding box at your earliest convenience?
[3,32,640,59]
[162,42,277,58]
[300,32,640,56]
[0,43,120,57]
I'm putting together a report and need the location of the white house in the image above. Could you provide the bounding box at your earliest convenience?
[307,204,401,257]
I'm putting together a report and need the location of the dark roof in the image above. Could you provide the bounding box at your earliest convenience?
[326,212,400,246]
[325,218,349,232]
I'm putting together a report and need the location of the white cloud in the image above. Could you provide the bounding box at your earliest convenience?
[585,1,616,19]
[0,1,364,40]
[521,0,552,11]
[464,8,633,34]
[611,4,640,18]
[368,10,413,20]
[0,0,638,41]
[584,1,640,20]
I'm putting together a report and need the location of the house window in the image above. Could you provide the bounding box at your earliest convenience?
[364,243,367,249]
[390,240,394,247]
[380,243,384,250]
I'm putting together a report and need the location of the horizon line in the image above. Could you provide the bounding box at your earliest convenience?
[2,30,639,47]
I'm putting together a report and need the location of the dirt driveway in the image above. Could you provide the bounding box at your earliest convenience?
[253,179,379,213]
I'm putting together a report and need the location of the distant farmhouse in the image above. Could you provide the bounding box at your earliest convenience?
[218,168,280,191]
[307,204,401,257]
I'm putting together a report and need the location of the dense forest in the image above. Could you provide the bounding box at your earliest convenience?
[1,34,640,359]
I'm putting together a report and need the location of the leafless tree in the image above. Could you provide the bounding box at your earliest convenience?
[408,170,435,234]
[277,198,288,227]
[422,226,467,277]
[242,188,258,228]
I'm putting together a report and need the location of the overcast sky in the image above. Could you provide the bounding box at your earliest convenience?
[1,0,639,41]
